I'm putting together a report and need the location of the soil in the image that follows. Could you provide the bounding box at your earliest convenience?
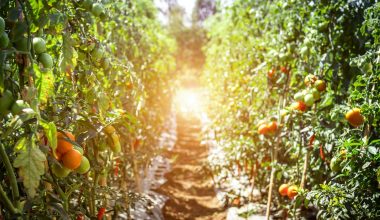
[155,114,226,220]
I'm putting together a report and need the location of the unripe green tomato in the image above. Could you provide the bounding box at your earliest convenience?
[52,163,71,178]
[0,32,9,49]
[304,93,315,107]
[0,17,5,33]
[73,145,84,155]
[311,88,321,101]
[330,156,342,172]
[0,90,14,114]
[294,92,304,102]
[91,3,104,17]
[82,0,93,10]
[91,47,104,61]
[15,37,30,52]
[38,53,53,69]
[11,100,29,115]
[75,156,90,174]
[32,37,46,54]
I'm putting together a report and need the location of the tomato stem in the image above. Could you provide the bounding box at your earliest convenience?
[0,143,21,210]
[0,183,19,215]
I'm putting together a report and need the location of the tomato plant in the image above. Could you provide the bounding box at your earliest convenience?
[202,0,380,219]
[0,0,175,218]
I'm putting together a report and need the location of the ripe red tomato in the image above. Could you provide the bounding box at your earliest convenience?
[290,101,307,112]
[97,207,106,220]
[319,145,325,161]
[280,66,290,74]
[267,68,276,79]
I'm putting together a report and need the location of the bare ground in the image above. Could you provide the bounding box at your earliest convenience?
[155,115,226,220]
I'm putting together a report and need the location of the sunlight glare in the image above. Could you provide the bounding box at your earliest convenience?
[174,89,204,116]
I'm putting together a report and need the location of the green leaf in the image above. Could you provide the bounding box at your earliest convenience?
[368,146,377,155]
[29,0,45,19]
[40,120,57,155]
[318,93,333,109]
[59,33,78,73]
[14,137,27,152]
[13,140,46,198]
[362,162,371,170]
[34,64,55,104]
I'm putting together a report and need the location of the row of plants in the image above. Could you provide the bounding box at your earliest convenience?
[202,0,380,219]
[0,0,175,219]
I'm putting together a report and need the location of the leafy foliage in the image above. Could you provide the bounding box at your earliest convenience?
[0,0,176,218]
[202,0,380,218]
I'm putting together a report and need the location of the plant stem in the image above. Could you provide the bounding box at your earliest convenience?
[0,143,21,209]
[0,184,19,215]
[265,70,291,220]
[300,150,310,189]
[265,95,284,220]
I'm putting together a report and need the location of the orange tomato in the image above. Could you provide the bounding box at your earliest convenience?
[345,108,364,127]
[287,185,298,199]
[57,131,75,155]
[304,74,317,86]
[62,149,82,170]
[279,184,289,196]
[267,121,277,133]
[315,79,326,92]
[290,101,307,112]
[258,124,270,135]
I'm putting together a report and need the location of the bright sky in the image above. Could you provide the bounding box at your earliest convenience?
[154,0,196,25]
[178,0,196,18]
[154,0,234,25]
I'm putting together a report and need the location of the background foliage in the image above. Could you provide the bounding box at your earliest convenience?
[202,0,380,218]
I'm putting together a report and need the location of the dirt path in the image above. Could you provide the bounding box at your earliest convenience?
[155,115,226,220]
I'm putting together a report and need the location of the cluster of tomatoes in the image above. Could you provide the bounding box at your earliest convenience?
[257,121,278,136]
[0,17,9,49]
[278,184,299,200]
[51,131,90,178]
[51,125,121,179]
[0,16,53,69]
[267,66,290,85]
[275,73,366,198]
[0,90,31,118]
[289,74,327,112]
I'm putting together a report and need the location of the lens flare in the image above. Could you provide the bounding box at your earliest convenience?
[174,88,204,116]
